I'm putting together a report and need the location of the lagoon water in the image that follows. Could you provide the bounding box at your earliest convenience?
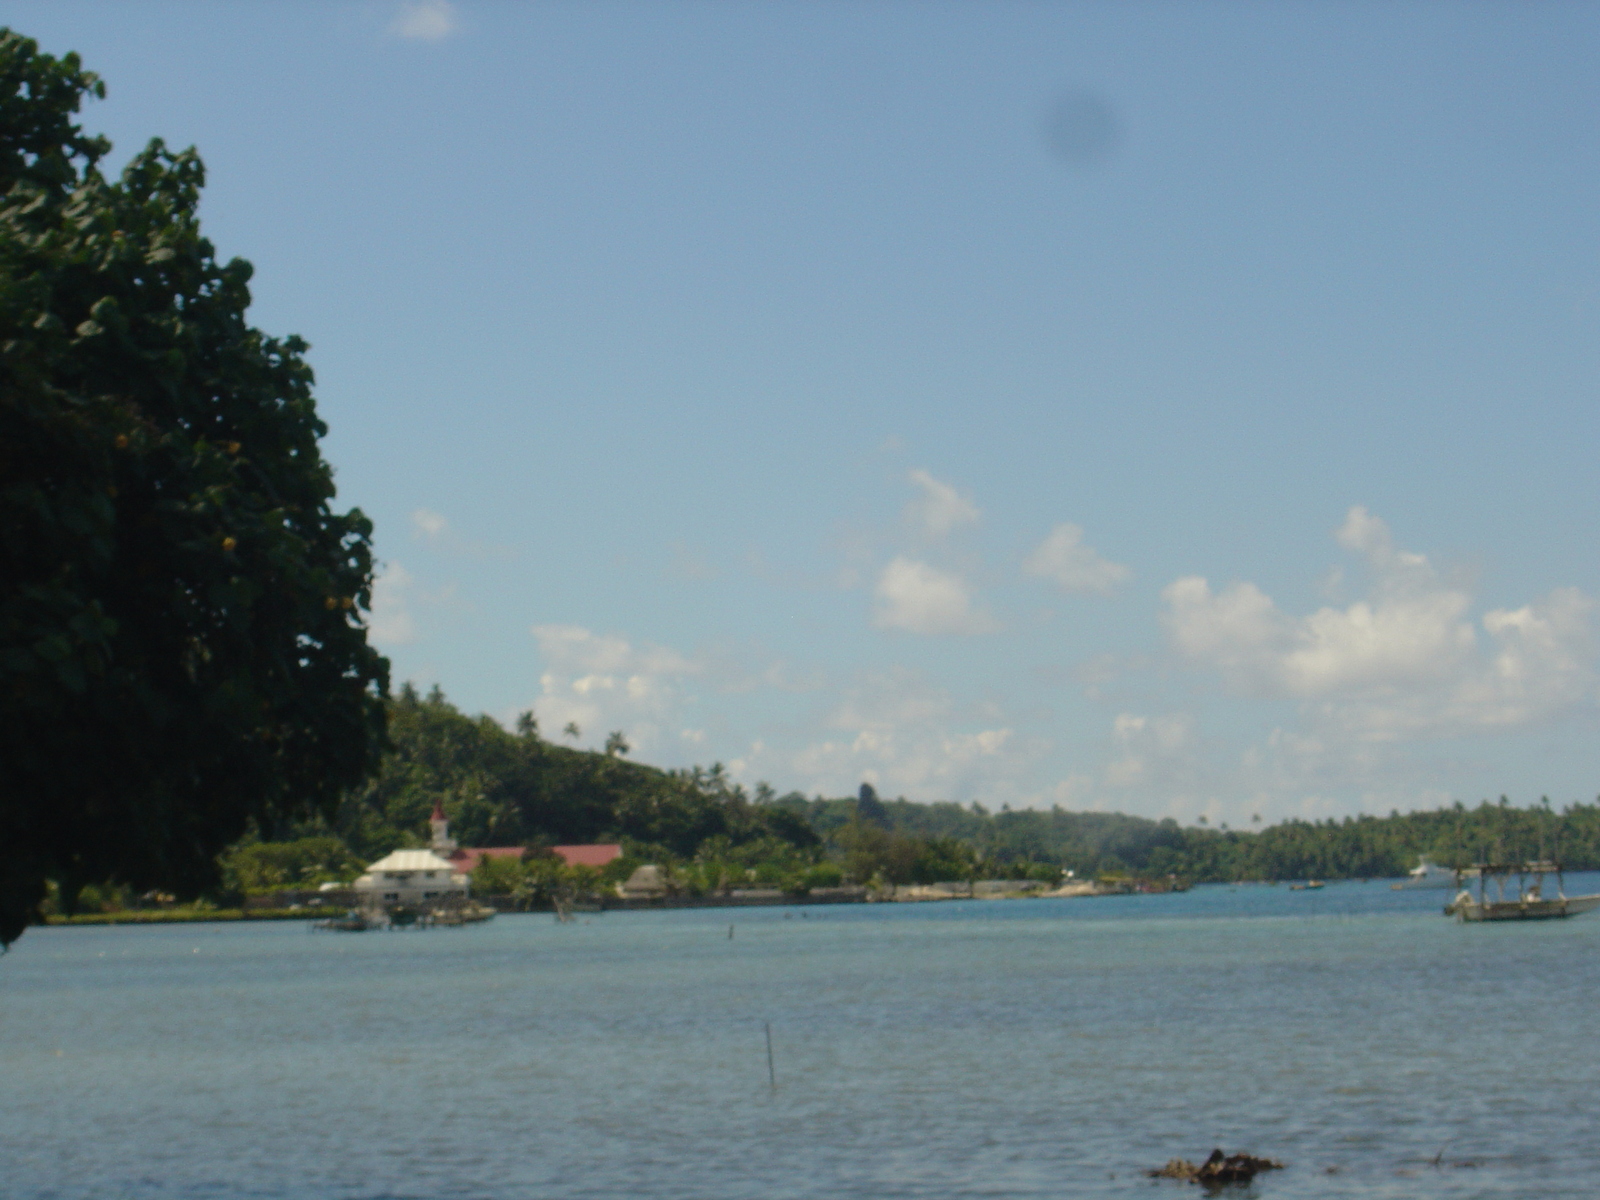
[5,880,1600,1199]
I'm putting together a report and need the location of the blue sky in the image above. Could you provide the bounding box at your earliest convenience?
[16,1,1600,822]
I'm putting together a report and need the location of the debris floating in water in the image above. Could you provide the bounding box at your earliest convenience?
[1149,1149,1284,1185]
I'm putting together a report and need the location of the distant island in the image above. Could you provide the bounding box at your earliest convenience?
[40,684,1600,920]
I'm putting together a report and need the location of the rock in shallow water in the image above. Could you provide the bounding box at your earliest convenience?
[1149,1149,1284,1185]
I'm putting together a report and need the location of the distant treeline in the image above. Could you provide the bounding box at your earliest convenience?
[63,685,1600,908]
[809,791,1600,882]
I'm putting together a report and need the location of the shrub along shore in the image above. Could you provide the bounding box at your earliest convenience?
[45,908,325,926]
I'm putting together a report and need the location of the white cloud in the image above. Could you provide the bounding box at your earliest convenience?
[403,508,514,560]
[366,563,418,645]
[411,508,448,540]
[1103,712,1193,789]
[905,469,980,538]
[1335,504,1423,570]
[1163,576,1296,688]
[1050,774,1095,807]
[873,557,999,635]
[790,668,1024,799]
[1023,523,1130,594]
[527,625,703,756]
[827,666,954,733]
[1162,507,1597,740]
[391,0,459,41]
[534,624,699,678]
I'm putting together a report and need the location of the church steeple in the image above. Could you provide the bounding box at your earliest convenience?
[429,801,456,852]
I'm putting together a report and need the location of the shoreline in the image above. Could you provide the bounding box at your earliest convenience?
[39,884,1147,928]
[42,908,330,928]
[41,875,1438,928]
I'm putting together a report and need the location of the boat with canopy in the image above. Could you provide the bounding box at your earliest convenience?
[1445,860,1600,922]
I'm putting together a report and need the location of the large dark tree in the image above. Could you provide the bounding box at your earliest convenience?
[0,32,388,945]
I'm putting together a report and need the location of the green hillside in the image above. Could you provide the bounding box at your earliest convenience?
[237,685,1600,891]
[51,685,1600,912]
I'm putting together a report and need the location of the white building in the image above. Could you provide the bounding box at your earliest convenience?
[352,848,469,907]
[617,864,669,900]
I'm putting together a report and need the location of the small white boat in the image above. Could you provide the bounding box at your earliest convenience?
[1392,857,1461,889]
[1445,861,1600,922]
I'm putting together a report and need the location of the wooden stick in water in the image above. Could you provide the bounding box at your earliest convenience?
[765,1021,776,1091]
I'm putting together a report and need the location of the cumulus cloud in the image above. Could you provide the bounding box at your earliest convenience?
[1103,712,1193,788]
[1024,523,1130,594]
[1162,507,1597,740]
[905,469,980,538]
[1049,773,1096,806]
[404,507,514,560]
[366,563,418,645]
[528,625,703,756]
[390,0,459,41]
[873,557,999,635]
[411,508,448,540]
[1335,503,1423,569]
[790,668,1021,799]
[826,666,954,732]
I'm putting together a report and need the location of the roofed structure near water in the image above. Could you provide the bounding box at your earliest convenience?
[423,804,623,873]
[551,844,622,868]
[352,848,468,906]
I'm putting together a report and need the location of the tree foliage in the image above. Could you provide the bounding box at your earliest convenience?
[327,684,815,862]
[43,674,1600,917]
[469,849,637,908]
[0,31,387,945]
[221,836,362,896]
[239,687,1600,900]
[791,792,1600,883]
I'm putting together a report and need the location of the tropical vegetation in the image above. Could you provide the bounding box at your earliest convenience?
[160,686,1600,913]
[0,30,388,945]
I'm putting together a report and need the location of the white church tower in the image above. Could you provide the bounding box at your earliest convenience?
[429,800,457,853]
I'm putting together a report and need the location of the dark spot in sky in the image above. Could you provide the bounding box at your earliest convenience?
[1043,89,1121,166]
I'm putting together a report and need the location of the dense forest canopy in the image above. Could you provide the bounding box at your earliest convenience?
[163,685,1600,907]
[0,31,387,945]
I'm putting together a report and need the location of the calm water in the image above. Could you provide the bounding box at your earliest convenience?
[5,880,1600,1199]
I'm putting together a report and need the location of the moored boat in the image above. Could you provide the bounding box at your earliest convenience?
[1392,857,1461,890]
[312,909,376,932]
[429,900,496,926]
[1445,860,1600,922]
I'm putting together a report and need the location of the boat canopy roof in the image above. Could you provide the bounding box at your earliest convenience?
[1466,860,1563,874]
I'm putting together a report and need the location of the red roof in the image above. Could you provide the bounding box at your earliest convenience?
[552,844,623,868]
[445,847,522,872]
[444,844,623,871]
[431,800,447,821]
